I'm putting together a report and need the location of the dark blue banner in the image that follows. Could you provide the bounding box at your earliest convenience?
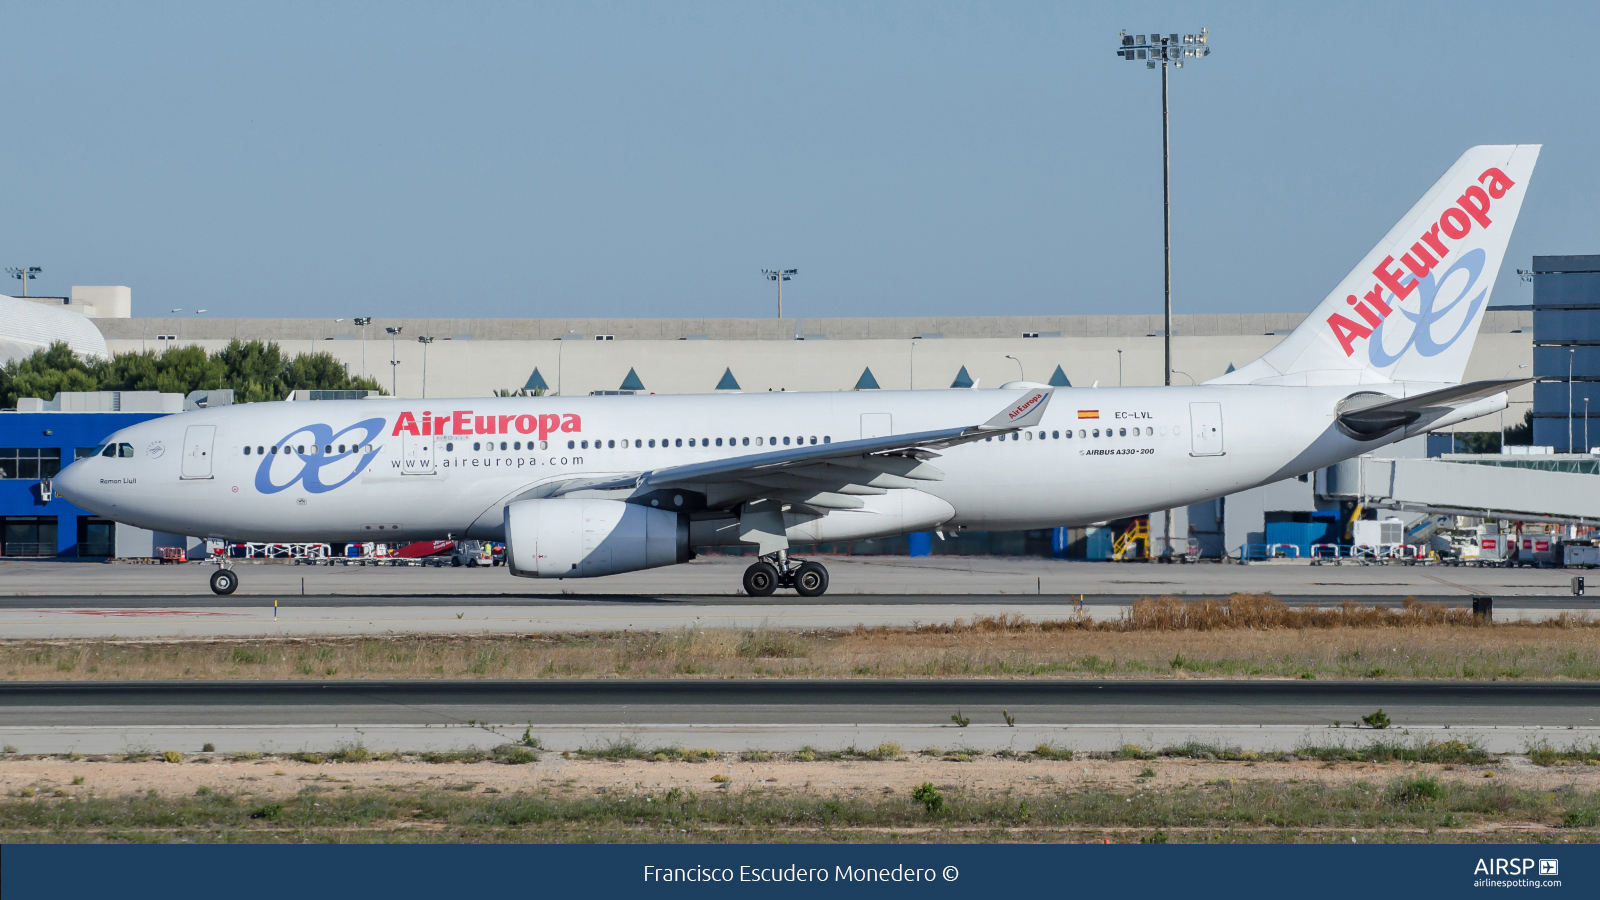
[3,844,1595,899]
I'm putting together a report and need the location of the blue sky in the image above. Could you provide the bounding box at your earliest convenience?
[2,2,1595,321]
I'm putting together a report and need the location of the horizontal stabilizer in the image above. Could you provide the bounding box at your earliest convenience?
[1336,378,1529,436]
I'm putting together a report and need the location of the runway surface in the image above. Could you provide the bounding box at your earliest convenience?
[3,680,1595,755]
[3,555,1591,599]
[1,557,1590,636]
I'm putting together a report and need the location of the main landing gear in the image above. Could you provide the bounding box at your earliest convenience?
[742,552,829,598]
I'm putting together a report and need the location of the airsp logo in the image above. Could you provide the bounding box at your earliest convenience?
[1539,859,1559,877]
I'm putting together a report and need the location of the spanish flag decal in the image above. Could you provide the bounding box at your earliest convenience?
[1077,410,1099,419]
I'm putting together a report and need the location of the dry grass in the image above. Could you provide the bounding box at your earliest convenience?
[2,596,1596,681]
[1,752,1597,844]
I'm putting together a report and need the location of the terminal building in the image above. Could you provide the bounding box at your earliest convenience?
[6,278,1595,561]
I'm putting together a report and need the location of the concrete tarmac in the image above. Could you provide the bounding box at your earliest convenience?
[2,680,1594,756]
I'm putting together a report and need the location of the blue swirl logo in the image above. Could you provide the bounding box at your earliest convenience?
[1367,248,1488,368]
[253,418,386,494]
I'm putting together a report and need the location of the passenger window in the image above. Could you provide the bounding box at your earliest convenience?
[297,445,306,454]
[1119,428,1126,437]
[473,442,481,451]
[1092,429,1100,438]
[823,436,830,443]
[1012,433,1020,441]
[608,440,615,448]
[1024,431,1033,441]
[809,436,816,445]
[1051,431,1059,439]
[769,436,777,445]
[688,438,696,447]
[782,437,790,446]
[270,446,278,455]
[675,438,682,447]
[243,446,251,455]
[1078,429,1086,438]
[715,438,723,447]
[445,443,453,452]
[634,440,641,448]
[649,439,656,448]
[568,440,576,449]
[323,445,331,454]
[756,437,764,446]
[539,441,547,450]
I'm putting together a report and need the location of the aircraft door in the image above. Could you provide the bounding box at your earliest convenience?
[860,413,892,439]
[180,425,216,479]
[1189,402,1225,457]
[401,433,436,475]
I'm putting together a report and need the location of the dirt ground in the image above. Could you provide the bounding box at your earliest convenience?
[5,752,1593,802]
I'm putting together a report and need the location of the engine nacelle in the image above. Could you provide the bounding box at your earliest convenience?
[504,499,690,578]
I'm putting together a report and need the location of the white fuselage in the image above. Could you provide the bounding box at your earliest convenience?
[53,384,1419,547]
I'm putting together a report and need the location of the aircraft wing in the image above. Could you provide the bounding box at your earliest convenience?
[547,388,1053,510]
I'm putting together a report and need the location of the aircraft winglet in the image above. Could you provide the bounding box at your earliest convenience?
[981,388,1052,430]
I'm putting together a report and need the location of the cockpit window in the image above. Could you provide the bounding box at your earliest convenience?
[118,443,134,458]
[101,445,116,458]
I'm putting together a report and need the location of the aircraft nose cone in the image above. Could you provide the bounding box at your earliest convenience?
[52,461,89,505]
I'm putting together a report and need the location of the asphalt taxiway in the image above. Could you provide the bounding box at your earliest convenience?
[1,680,1593,755]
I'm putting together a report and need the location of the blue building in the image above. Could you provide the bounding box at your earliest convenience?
[1,407,169,557]
[1532,254,1600,450]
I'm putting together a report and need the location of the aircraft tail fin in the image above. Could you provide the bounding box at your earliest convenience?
[1210,145,1540,387]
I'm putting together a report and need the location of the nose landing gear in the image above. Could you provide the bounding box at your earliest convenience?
[741,553,829,597]
[209,567,238,595]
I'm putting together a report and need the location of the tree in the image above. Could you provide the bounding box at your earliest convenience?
[0,340,385,409]
[1503,409,1533,446]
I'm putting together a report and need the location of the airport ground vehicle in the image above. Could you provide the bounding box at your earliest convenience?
[51,146,1541,597]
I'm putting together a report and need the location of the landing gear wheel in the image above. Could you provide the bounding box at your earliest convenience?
[743,561,779,597]
[209,568,238,596]
[794,561,829,597]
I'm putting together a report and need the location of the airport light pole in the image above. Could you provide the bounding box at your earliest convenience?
[354,317,373,378]
[417,336,434,399]
[1005,354,1025,382]
[312,318,343,358]
[6,266,41,297]
[762,268,797,318]
[386,326,403,396]
[1115,29,1210,388]
[1570,347,1576,453]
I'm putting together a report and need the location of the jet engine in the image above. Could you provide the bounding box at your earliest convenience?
[503,498,690,578]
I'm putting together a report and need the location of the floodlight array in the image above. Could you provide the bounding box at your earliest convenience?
[1116,29,1210,69]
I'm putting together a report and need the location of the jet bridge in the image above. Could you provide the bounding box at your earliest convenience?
[1322,454,1600,525]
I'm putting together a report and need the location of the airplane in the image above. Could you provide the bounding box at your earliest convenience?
[53,145,1540,597]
